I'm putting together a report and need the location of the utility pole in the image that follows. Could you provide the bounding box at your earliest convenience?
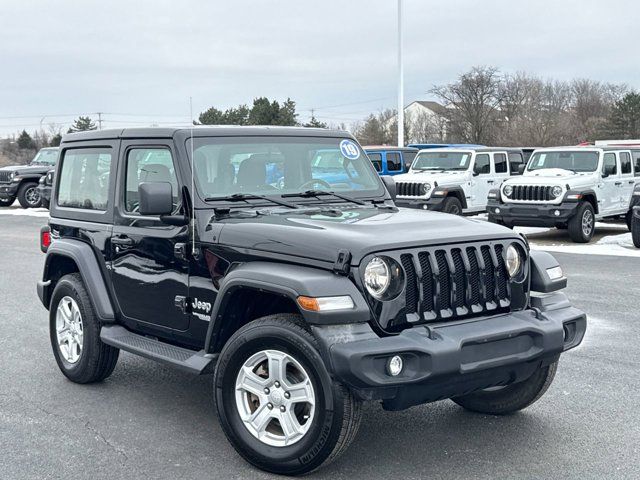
[397,0,404,147]
[97,112,103,130]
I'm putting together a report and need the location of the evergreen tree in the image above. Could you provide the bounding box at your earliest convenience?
[50,133,63,147]
[607,92,640,139]
[198,98,298,127]
[304,115,328,128]
[17,130,36,150]
[68,116,97,133]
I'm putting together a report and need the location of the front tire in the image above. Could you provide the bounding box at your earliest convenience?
[17,181,41,208]
[442,196,463,215]
[452,361,557,415]
[632,210,640,248]
[567,201,595,243]
[214,314,362,475]
[49,273,119,383]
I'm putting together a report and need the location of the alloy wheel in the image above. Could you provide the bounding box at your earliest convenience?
[55,296,84,364]
[25,187,40,207]
[582,209,594,237]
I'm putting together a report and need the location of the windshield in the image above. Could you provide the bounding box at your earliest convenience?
[411,151,471,171]
[189,136,382,200]
[527,151,599,172]
[32,149,58,165]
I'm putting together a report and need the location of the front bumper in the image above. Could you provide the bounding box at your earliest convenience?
[313,292,585,410]
[487,198,580,227]
[0,183,19,199]
[395,196,443,211]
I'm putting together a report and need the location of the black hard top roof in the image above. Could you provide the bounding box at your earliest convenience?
[363,146,419,152]
[61,125,351,143]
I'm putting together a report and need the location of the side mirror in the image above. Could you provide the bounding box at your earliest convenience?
[517,164,526,175]
[602,164,616,178]
[139,182,174,216]
[472,170,480,177]
[381,175,396,201]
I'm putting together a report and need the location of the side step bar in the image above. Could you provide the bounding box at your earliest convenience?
[100,325,217,375]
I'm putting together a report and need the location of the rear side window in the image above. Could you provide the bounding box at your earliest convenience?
[494,153,508,173]
[620,152,632,175]
[508,152,523,174]
[474,154,490,174]
[57,148,112,210]
[368,152,382,172]
[125,148,179,213]
[386,152,401,171]
[632,150,640,176]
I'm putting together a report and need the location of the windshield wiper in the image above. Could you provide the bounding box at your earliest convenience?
[204,193,298,209]
[281,189,366,205]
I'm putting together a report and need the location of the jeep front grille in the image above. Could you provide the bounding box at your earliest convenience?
[392,242,515,326]
[396,182,423,197]
[510,185,556,202]
[0,171,12,183]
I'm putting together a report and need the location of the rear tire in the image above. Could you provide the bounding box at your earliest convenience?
[17,181,41,208]
[214,314,362,475]
[452,361,558,415]
[0,196,14,207]
[567,201,595,243]
[442,197,463,215]
[626,209,633,231]
[49,273,119,383]
[632,210,640,248]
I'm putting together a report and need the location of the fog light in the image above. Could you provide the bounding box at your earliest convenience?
[495,208,500,214]
[422,205,428,210]
[554,210,560,216]
[387,355,403,376]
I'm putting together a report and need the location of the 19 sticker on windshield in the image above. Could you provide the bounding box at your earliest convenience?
[340,139,360,160]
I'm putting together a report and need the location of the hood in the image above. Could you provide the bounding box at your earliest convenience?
[507,169,596,188]
[211,205,520,265]
[394,170,469,187]
[0,164,51,175]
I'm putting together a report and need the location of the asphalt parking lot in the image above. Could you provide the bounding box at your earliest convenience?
[1,212,639,480]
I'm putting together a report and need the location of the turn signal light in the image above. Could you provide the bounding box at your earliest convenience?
[297,295,354,312]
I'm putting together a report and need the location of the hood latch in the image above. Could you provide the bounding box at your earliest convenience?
[333,249,351,276]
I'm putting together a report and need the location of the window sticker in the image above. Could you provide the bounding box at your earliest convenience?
[460,154,469,166]
[537,154,546,167]
[339,139,360,160]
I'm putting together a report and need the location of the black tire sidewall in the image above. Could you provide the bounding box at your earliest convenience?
[569,202,594,242]
[0,196,15,207]
[632,214,640,248]
[49,275,98,381]
[443,197,462,215]
[18,182,41,208]
[215,321,340,474]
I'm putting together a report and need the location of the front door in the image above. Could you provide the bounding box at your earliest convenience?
[599,152,620,215]
[470,153,493,209]
[110,141,190,331]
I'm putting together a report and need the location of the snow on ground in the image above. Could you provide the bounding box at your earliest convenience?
[532,232,640,258]
[0,207,49,218]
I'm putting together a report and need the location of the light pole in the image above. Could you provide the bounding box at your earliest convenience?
[397,0,404,147]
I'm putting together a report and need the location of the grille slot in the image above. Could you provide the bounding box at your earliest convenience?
[0,171,12,183]
[396,182,423,197]
[399,243,512,323]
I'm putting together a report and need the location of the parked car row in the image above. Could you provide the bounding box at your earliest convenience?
[0,147,58,208]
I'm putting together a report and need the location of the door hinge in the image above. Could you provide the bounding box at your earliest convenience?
[333,249,351,276]
[175,295,191,314]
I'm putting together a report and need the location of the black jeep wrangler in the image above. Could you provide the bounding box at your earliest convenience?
[0,146,58,208]
[38,127,586,475]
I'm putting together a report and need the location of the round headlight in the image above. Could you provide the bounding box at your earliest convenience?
[421,183,431,195]
[551,186,563,198]
[505,244,522,278]
[364,257,390,298]
[503,185,513,197]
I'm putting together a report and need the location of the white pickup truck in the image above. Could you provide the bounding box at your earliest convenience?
[392,147,525,215]
[487,147,640,242]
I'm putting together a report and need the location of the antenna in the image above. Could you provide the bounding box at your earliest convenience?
[189,97,196,255]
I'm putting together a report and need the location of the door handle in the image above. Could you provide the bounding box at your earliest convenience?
[629,180,635,184]
[112,236,134,246]
[615,182,622,186]
[487,180,495,184]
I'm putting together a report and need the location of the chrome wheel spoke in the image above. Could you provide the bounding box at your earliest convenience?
[287,379,314,405]
[248,403,273,435]
[278,410,303,444]
[236,366,268,397]
[267,351,288,386]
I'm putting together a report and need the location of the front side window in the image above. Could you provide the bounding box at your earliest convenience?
[124,148,179,213]
[403,151,417,169]
[494,153,508,173]
[620,152,632,175]
[528,151,599,172]
[190,136,381,200]
[367,152,382,172]
[473,154,490,175]
[602,153,617,175]
[508,152,524,173]
[412,151,472,171]
[386,152,401,171]
[57,148,111,210]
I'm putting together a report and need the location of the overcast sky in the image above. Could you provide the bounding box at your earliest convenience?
[0,0,638,136]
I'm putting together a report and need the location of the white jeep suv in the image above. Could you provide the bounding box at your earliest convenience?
[393,148,524,215]
[487,147,639,242]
